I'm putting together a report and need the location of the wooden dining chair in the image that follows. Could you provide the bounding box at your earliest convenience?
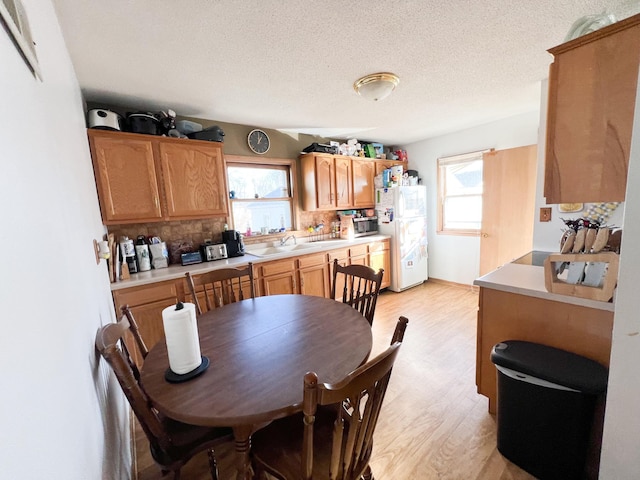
[185,263,255,315]
[95,318,233,480]
[331,258,384,325]
[251,316,409,480]
[120,304,149,360]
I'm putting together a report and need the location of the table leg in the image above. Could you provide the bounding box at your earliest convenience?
[232,424,255,480]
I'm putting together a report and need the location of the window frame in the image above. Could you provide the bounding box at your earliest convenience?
[436,150,488,236]
[225,154,300,233]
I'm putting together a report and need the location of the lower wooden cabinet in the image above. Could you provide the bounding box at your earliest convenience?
[369,239,391,289]
[298,253,330,297]
[257,258,298,295]
[112,280,179,366]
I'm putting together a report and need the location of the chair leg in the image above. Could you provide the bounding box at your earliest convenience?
[207,449,219,480]
[361,465,374,480]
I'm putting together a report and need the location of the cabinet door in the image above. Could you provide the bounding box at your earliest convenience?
[89,131,162,223]
[545,17,640,203]
[370,249,391,289]
[315,156,335,210]
[375,160,400,176]
[299,252,330,297]
[159,141,228,218]
[299,264,330,297]
[352,160,375,207]
[334,157,353,208]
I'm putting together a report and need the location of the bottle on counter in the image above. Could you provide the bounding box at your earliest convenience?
[120,236,139,274]
[135,235,151,272]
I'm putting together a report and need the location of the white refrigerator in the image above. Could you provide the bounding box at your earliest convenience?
[375,185,428,292]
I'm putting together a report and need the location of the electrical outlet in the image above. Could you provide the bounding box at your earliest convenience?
[540,207,552,222]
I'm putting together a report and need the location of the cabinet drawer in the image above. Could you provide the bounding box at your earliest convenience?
[259,259,296,277]
[113,281,178,308]
[349,244,368,257]
[298,252,328,269]
[368,240,389,253]
[328,248,350,263]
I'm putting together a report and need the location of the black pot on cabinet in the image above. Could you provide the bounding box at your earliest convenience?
[222,230,245,257]
[126,112,160,135]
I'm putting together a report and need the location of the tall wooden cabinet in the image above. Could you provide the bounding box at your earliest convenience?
[544,13,640,203]
[351,160,375,208]
[300,154,353,210]
[88,130,229,224]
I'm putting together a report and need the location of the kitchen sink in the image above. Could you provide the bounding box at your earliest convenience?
[246,243,319,257]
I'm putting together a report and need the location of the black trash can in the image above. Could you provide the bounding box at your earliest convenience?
[491,341,608,480]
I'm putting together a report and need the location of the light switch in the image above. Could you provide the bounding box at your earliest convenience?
[540,207,552,222]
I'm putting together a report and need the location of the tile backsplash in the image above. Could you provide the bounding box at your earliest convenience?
[107,211,339,259]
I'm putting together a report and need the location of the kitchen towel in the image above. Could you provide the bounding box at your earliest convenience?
[162,302,202,374]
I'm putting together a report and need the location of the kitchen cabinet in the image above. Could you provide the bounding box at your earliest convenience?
[351,160,375,208]
[88,130,228,224]
[369,239,391,289]
[300,154,353,211]
[544,13,640,203]
[256,258,298,295]
[349,244,368,266]
[158,141,228,219]
[476,287,613,414]
[298,252,330,297]
[112,280,179,367]
[375,160,403,176]
[88,130,163,223]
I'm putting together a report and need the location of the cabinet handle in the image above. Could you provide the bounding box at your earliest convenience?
[154,196,159,207]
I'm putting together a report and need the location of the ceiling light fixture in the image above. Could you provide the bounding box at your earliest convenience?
[353,72,400,101]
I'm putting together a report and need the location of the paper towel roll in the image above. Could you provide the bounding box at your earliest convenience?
[162,302,202,374]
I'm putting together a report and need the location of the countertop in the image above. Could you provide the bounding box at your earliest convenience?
[473,252,615,312]
[110,235,390,291]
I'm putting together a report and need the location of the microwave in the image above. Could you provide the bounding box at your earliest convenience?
[353,217,378,237]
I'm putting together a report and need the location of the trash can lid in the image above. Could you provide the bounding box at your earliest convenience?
[491,341,608,394]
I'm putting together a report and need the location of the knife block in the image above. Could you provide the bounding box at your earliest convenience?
[543,252,619,302]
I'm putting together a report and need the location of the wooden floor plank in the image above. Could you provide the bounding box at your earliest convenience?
[134,281,537,479]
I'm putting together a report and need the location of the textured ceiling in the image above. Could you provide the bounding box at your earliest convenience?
[52,0,639,145]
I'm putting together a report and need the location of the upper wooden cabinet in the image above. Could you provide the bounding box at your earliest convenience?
[352,160,375,208]
[89,131,163,223]
[88,130,229,224]
[158,142,228,218]
[300,154,353,211]
[300,153,402,211]
[544,14,640,203]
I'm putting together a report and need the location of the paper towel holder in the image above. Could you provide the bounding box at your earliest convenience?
[165,356,210,383]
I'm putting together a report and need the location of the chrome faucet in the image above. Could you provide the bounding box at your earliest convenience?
[280,234,296,246]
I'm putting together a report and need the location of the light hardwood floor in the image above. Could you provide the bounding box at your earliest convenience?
[135,281,536,479]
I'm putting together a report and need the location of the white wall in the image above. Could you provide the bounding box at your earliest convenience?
[598,71,640,479]
[403,110,540,285]
[0,1,128,478]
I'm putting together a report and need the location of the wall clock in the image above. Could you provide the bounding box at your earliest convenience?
[247,129,270,155]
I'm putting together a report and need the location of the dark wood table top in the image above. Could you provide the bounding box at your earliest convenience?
[140,294,373,427]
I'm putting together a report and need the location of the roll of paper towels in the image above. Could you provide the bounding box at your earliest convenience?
[162,302,202,374]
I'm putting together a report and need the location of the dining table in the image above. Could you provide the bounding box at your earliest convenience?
[140,294,373,480]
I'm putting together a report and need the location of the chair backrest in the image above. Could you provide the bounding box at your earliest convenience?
[120,304,149,360]
[95,318,173,454]
[302,316,408,480]
[331,258,384,325]
[186,263,255,315]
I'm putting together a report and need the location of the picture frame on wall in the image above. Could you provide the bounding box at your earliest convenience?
[0,0,42,80]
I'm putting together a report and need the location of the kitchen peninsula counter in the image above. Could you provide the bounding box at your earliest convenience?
[474,253,614,413]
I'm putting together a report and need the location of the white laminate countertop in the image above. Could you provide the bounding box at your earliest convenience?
[110,235,390,291]
[473,261,615,312]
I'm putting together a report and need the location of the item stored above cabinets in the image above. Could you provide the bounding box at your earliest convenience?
[88,109,124,131]
[302,142,339,154]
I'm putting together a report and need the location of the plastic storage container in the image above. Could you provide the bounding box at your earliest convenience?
[491,341,608,480]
